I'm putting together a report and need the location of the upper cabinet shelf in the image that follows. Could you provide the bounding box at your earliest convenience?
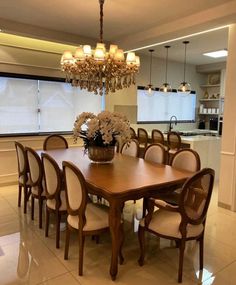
[200,84,220,88]
[199,99,220,102]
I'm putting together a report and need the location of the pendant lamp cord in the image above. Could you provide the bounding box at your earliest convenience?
[165,46,170,83]
[149,49,154,85]
[183,41,189,83]
[99,0,105,43]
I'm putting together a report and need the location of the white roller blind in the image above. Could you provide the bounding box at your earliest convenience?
[0,76,103,134]
[137,88,196,123]
[0,77,38,133]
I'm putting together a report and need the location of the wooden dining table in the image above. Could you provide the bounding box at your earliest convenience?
[37,146,193,280]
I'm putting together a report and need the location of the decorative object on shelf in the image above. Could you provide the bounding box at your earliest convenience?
[159,45,172,93]
[60,0,140,96]
[178,41,191,94]
[73,111,131,163]
[145,49,155,96]
[204,90,209,99]
[208,73,220,85]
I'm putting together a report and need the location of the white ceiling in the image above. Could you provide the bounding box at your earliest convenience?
[0,0,235,65]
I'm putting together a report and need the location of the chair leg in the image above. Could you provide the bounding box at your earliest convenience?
[38,198,43,229]
[18,185,22,207]
[138,226,145,266]
[119,223,125,265]
[78,233,85,276]
[64,223,70,260]
[178,239,186,283]
[199,235,204,270]
[45,207,50,237]
[31,196,35,220]
[56,211,61,249]
[23,186,28,214]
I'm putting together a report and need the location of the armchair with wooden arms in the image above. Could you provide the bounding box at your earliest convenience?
[138,168,215,283]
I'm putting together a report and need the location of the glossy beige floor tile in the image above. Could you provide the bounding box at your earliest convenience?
[1,183,236,285]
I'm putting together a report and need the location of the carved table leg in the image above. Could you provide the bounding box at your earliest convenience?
[109,199,123,280]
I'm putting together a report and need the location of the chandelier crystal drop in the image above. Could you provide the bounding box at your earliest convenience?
[60,0,140,96]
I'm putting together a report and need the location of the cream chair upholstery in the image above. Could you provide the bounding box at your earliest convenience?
[138,168,215,283]
[25,147,46,229]
[15,141,31,214]
[171,148,201,172]
[163,149,201,205]
[43,134,68,150]
[42,153,67,248]
[63,161,122,276]
[144,143,166,164]
[121,139,139,157]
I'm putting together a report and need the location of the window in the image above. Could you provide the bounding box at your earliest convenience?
[0,76,104,135]
[137,87,196,123]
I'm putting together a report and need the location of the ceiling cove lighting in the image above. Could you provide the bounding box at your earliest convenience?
[159,45,172,93]
[178,41,191,95]
[60,0,140,96]
[145,49,155,96]
[126,25,229,53]
[203,49,228,58]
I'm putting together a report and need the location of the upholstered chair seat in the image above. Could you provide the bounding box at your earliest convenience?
[67,203,109,231]
[140,206,204,239]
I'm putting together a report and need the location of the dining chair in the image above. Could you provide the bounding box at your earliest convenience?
[63,161,123,276]
[120,139,139,157]
[43,134,68,150]
[151,129,164,145]
[15,141,31,214]
[143,143,166,164]
[130,127,137,139]
[163,149,201,205]
[167,131,182,164]
[138,168,215,283]
[41,153,67,248]
[25,147,46,229]
[137,128,149,157]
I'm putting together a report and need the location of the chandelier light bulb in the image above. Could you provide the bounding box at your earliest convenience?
[126,52,136,65]
[74,47,85,61]
[83,45,92,57]
[94,48,106,61]
[109,44,118,56]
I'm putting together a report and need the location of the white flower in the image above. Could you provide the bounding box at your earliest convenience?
[73,111,131,148]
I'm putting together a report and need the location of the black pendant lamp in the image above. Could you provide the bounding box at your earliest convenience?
[178,41,191,94]
[159,45,172,92]
[145,49,155,96]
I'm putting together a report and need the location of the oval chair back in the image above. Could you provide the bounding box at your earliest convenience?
[151,129,164,145]
[171,149,201,172]
[15,141,30,213]
[121,139,139,157]
[144,143,166,164]
[43,134,68,150]
[25,147,45,228]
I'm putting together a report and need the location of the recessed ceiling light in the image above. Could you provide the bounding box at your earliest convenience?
[203,49,228,58]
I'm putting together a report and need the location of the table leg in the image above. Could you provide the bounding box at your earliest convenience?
[109,199,123,280]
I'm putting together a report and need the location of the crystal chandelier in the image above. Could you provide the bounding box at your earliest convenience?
[60,0,140,96]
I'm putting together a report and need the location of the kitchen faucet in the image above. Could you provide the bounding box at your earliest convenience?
[168,115,177,132]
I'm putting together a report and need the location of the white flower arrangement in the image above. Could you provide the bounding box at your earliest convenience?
[73,111,131,149]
